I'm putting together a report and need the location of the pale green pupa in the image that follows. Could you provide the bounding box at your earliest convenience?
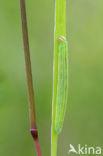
[55,36,68,134]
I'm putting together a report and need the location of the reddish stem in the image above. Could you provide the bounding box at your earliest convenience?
[31,129,42,156]
[20,0,42,155]
[30,128,41,156]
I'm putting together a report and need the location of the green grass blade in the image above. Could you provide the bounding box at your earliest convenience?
[51,0,67,155]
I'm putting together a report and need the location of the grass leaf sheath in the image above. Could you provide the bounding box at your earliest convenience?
[20,0,41,155]
[51,0,68,155]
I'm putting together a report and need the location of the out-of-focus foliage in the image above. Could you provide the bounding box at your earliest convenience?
[0,0,103,155]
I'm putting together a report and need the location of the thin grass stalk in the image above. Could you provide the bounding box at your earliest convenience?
[20,0,41,155]
[51,0,67,155]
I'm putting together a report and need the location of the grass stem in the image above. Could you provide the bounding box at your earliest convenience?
[20,0,41,155]
[51,0,66,155]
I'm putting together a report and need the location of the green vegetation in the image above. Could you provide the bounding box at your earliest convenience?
[51,0,68,155]
[0,0,103,156]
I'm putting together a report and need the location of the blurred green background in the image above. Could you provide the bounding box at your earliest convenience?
[0,0,103,156]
